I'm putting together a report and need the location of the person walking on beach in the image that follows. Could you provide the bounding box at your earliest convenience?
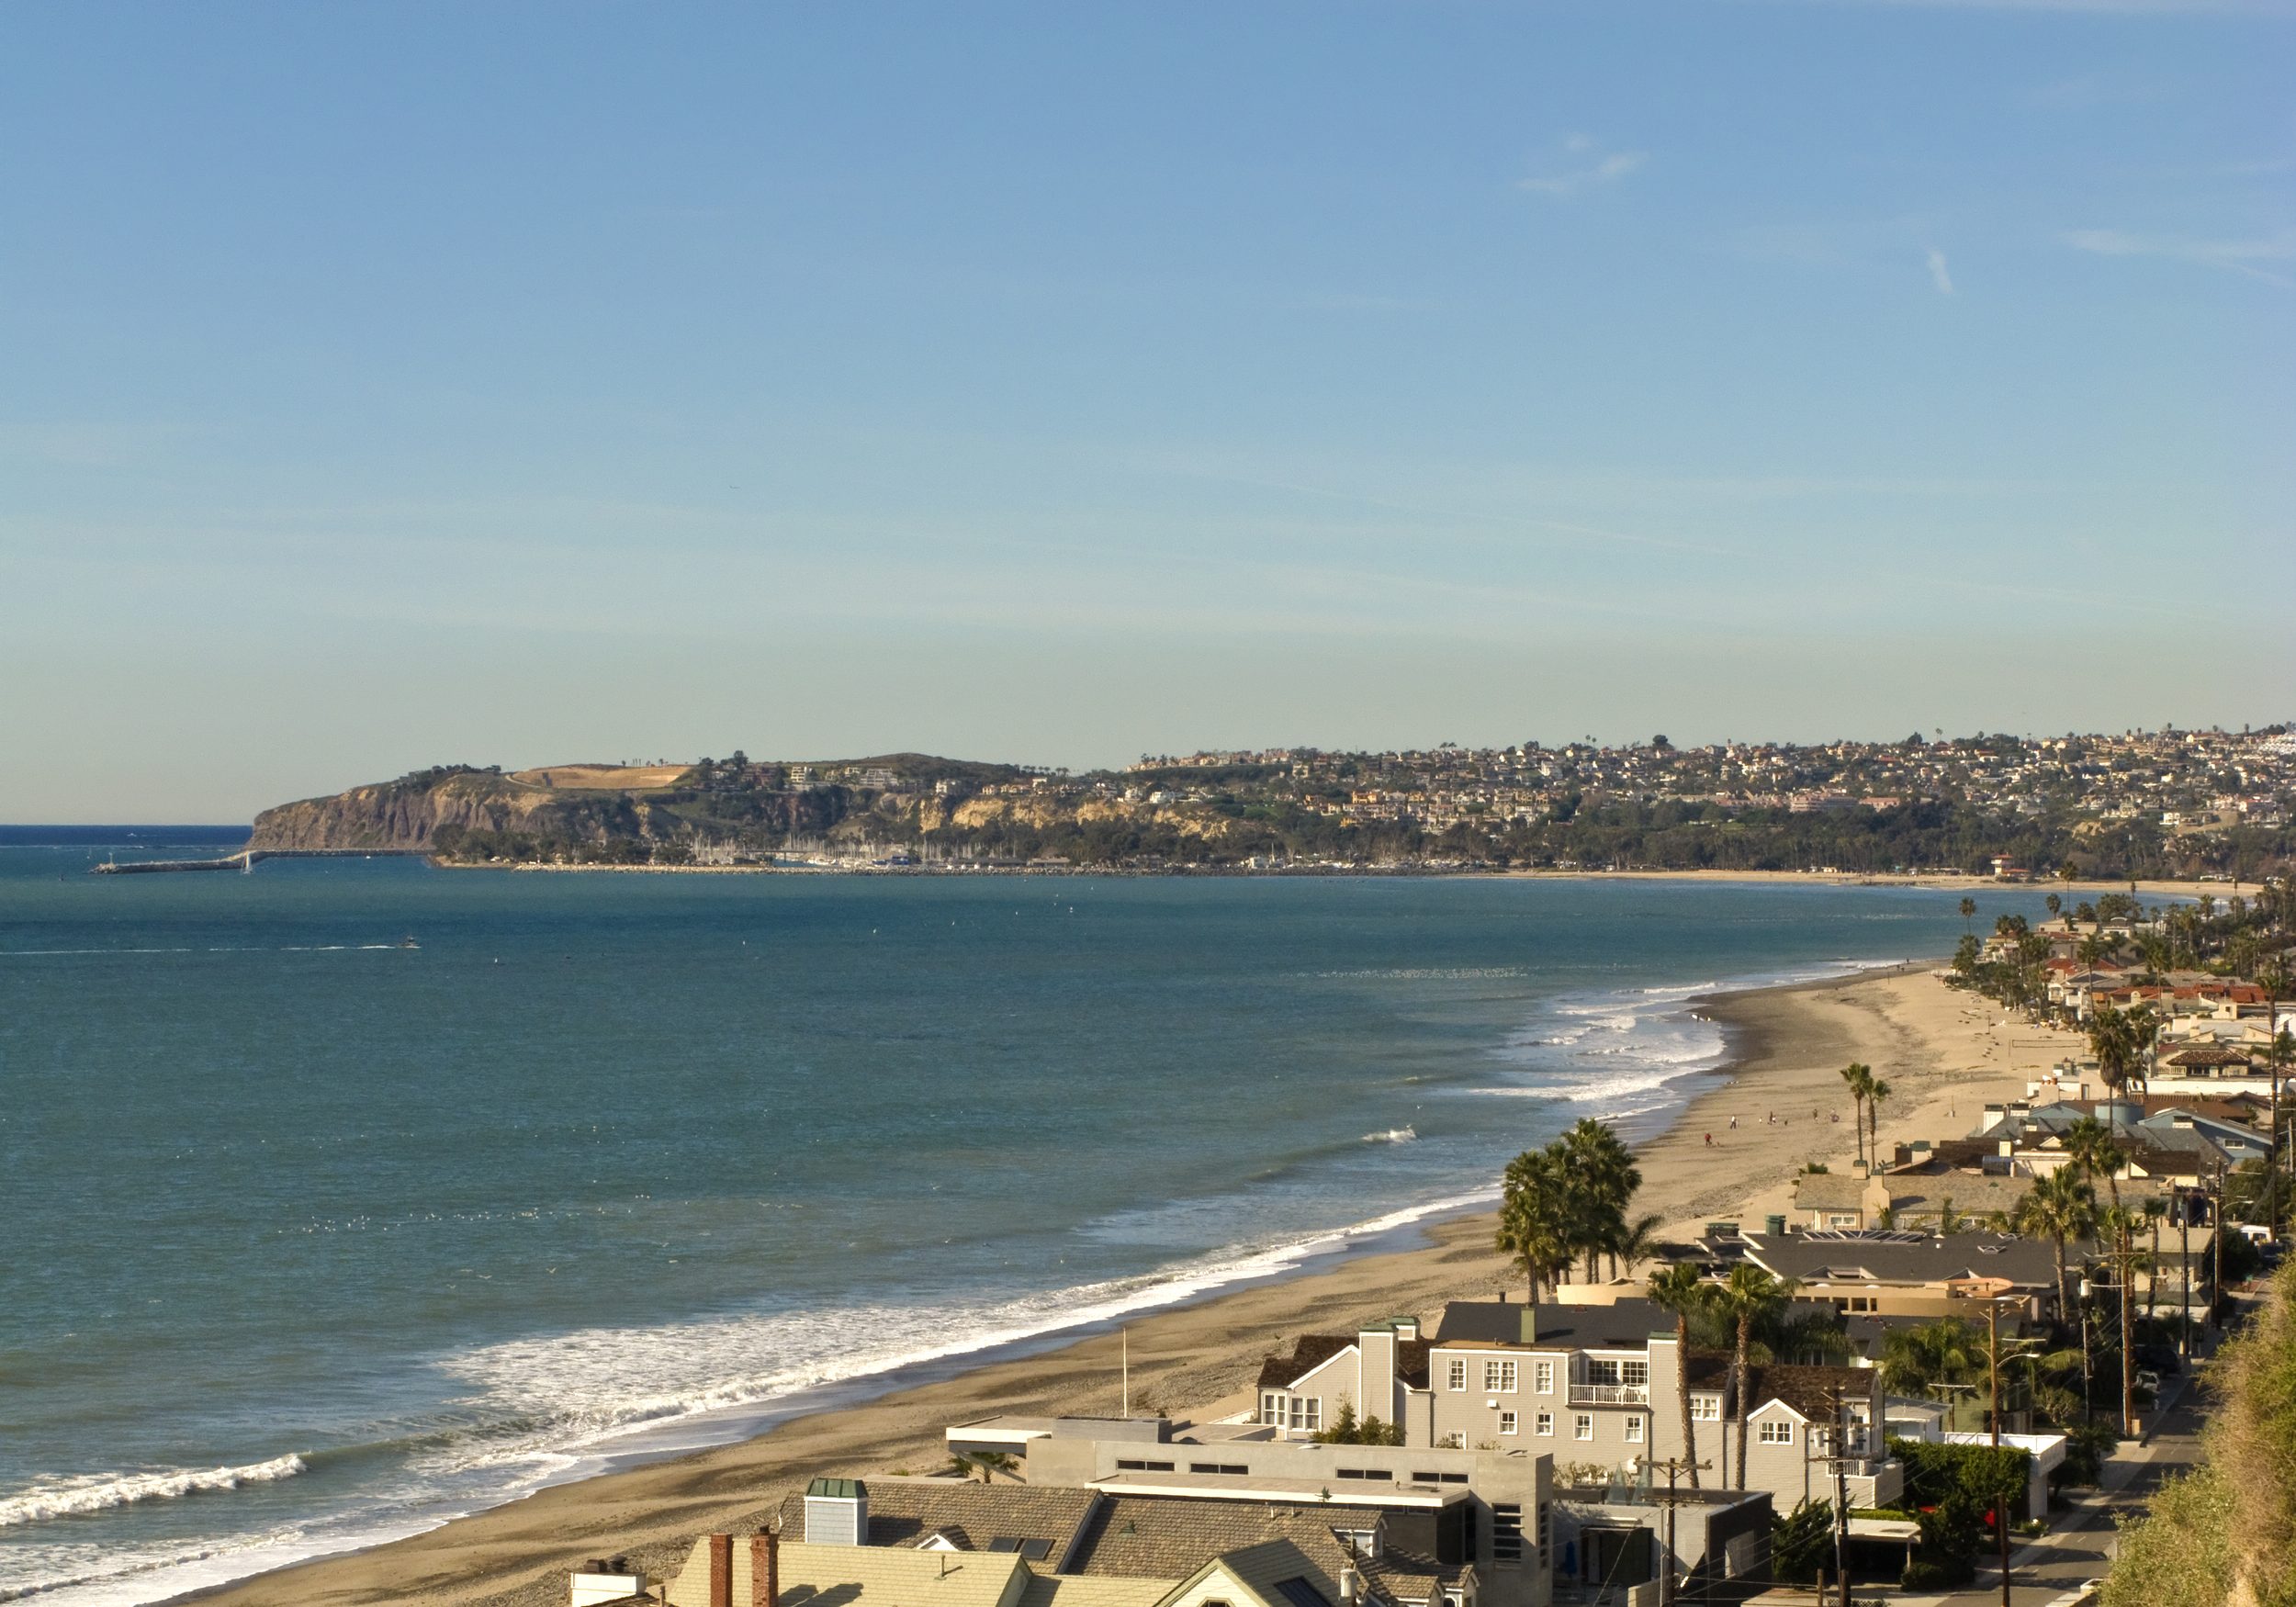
[1705,1132,1713,1146]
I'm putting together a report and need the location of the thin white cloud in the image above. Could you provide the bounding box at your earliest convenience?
[2065,228,2296,287]
[1518,135,1648,199]
[1926,248,1955,295]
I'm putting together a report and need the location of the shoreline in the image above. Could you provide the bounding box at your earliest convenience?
[172,953,2067,1607]
[330,853,2224,899]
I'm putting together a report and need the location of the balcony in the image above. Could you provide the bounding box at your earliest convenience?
[1567,1383,1650,1405]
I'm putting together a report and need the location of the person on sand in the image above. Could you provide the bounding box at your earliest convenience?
[1705,1132,1713,1146]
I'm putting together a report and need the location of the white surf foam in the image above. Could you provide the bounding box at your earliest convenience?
[0,1456,306,1527]
[1476,958,1901,1115]
[1362,1126,1417,1143]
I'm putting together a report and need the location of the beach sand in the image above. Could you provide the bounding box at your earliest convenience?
[185,961,2076,1607]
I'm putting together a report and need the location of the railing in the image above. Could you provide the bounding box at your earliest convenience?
[1567,1383,1650,1405]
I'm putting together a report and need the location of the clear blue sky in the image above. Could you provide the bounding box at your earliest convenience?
[4,1,2290,820]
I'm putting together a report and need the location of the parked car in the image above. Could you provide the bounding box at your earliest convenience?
[2134,1343,2184,1375]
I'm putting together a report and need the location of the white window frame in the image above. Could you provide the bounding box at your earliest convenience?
[1289,1396,1323,1433]
[1625,1415,1645,1444]
[1534,1360,1555,1395]
[1535,1411,1554,1436]
[1690,1394,1721,1422]
[1758,1419,1794,1444]
[1483,1359,1517,1393]
[1498,1410,1518,1435]
[1573,1413,1593,1442]
[1447,1357,1469,1392]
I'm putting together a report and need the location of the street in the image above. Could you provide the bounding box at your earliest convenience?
[1907,1380,2205,1607]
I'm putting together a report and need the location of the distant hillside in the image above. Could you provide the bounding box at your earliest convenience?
[247,737,2296,875]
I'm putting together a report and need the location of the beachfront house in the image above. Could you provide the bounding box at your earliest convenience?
[648,1524,1370,1607]
[1254,1319,1432,1442]
[1419,1299,1899,1518]
[642,1469,1509,1607]
[1732,1229,2068,1324]
[951,1406,1773,1606]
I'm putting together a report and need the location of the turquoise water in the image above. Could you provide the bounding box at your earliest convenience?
[0,848,2051,1601]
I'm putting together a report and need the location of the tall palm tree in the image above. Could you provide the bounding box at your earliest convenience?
[2088,1004,2143,1100]
[2015,1166,2099,1325]
[2098,1204,2151,1436]
[1496,1148,1572,1303]
[1960,896,1977,937]
[1714,1264,1791,1489]
[2063,1115,2127,1215]
[1647,1263,1711,1490]
[1560,1118,1641,1282]
[1865,1076,1892,1169]
[1839,1062,1874,1168]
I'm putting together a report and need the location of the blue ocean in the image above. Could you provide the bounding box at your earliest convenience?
[0,844,2050,1602]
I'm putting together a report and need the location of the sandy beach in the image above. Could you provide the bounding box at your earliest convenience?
[184,959,2075,1607]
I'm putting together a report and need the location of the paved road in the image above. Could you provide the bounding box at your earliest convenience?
[1908,1378,2205,1607]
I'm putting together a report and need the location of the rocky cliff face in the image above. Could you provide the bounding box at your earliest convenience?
[249,770,855,852]
[250,774,601,850]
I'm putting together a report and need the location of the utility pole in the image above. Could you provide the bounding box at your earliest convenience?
[2178,1184,2193,1364]
[2213,1158,2227,1349]
[1643,1456,1710,1607]
[1800,1387,1859,1607]
[1987,1298,2011,1607]
[1978,1298,2045,1607]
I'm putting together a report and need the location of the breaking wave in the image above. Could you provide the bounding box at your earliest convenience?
[0,1456,307,1527]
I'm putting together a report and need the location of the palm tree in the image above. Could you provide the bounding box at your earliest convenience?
[1647,1263,1711,1490]
[1496,1148,1572,1302]
[1879,1316,1982,1409]
[1865,1077,1892,1169]
[2088,1004,2144,1100]
[2063,1115,2127,1214]
[1839,1062,1874,1168]
[946,1450,1019,1483]
[1604,1211,1666,1283]
[1560,1118,1642,1283]
[1714,1264,1792,1489]
[2015,1166,2099,1324]
[2098,1204,2152,1435]
[1960,895,1976,937]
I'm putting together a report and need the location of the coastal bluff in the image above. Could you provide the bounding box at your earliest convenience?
[244,755,1256,866]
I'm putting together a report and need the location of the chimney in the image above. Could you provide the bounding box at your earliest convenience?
[709,1534,733,1607]
[1339,1565,1362,1605]
[751,1530,780,1607]
[1518,1306,1537,1344]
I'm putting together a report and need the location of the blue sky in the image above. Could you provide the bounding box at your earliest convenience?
[3,1,2290,820]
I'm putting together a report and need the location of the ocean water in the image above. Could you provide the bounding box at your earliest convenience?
[0,847,2052,1602]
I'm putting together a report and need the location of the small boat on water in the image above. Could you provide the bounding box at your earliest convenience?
[398,934,420,950]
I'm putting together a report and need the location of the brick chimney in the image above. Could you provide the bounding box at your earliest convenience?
[709,1533,733,1607]
[751,1530,780,1607]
